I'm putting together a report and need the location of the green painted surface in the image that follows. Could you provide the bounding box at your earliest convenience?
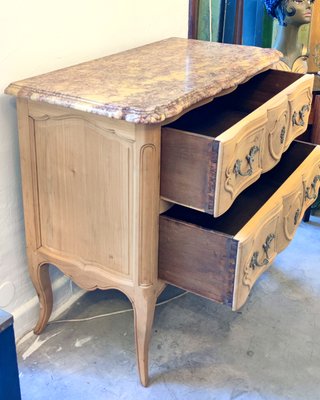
[262,9,273,48]
[197,0,311,51]
[197,0,222,42]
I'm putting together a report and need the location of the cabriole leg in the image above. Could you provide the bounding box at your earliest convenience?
[29,262,53,334]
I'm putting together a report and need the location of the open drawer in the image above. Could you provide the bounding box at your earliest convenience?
[161,70,313,217]
[159,141,320,311]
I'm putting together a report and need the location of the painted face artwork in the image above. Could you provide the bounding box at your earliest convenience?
[283,0,314,25]
[265,0,314,26]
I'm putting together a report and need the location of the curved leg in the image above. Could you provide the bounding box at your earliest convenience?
[133,289,158,387]
[29,262,53,334]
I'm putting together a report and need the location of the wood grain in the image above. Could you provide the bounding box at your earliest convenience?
[16,99,53,333]
[11,45,318,387]
[17,100,164,387]
[159,142,320,312]
[159,211,237,305]
[160,127,216,213]
[234,143,320,310]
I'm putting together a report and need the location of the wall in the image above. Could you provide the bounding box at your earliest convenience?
[0,0,188,339]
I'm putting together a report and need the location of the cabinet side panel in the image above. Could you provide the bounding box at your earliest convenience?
[34,114,132,277]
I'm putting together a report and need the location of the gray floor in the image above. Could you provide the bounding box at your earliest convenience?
[16,212,320,400]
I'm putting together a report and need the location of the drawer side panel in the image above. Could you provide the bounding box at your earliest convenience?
[160,128,214,212]
[158,216,238,306]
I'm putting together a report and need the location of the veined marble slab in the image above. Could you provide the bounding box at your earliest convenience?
[5,38,281,124]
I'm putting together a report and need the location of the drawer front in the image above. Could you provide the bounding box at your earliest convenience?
[215,111,267,217]
[215,96,290,216]
[263,96,289,171]
[233,203,282,310]
[233,146,320,310]
[278,153,320,251]
[285,74,313,151]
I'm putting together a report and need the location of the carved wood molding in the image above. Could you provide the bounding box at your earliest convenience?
[139,144,157,287]
[283,191,304,241]
[241,211,279,290]
[38,246,134,290]
[223,123,265,199]
[29,113,135,144]
[267,108,288,162]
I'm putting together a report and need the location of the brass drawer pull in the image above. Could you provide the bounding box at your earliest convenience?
[233,145,260,177]
[250,233,275,270]
[280,126,286,144]
[292,104,310,127]
[294,208,301,226]
[305,175,320,200]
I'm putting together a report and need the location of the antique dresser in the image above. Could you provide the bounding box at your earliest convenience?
[5,38,319,386]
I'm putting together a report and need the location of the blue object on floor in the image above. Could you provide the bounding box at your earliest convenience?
[0,310,21,400]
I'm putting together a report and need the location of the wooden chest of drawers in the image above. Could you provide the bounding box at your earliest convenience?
[5,38,319,386]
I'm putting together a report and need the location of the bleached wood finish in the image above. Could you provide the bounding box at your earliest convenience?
[215,108,267,217]
[285,74,313,150]
[161,71,314,217]
[263,96,288,170]
[8,40,317,386]
[233,145,320,310]
[159,142,320,312]
[16,99,53,334]
[17,100,165,387]
[215,73,313,216]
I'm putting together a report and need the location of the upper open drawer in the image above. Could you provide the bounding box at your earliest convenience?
[161,70,314,217]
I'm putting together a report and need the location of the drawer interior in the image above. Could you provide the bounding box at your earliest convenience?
[161,141,314,235]
[166,70,302,138]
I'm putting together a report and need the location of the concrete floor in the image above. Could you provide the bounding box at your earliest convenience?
[16,212,320,400]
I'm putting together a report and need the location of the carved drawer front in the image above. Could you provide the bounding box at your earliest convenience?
[161,70,313,218]
[285,74,313,151]
[233,205,280,310]
[263,96,289,172]
[277,147,320,253]
[159,142,320,311]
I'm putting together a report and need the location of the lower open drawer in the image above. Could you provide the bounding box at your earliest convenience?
[159,141,320,310]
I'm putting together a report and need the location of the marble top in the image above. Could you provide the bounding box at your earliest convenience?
[5,38,281,124]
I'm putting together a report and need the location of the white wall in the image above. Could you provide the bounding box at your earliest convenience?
[0,0,188,339]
